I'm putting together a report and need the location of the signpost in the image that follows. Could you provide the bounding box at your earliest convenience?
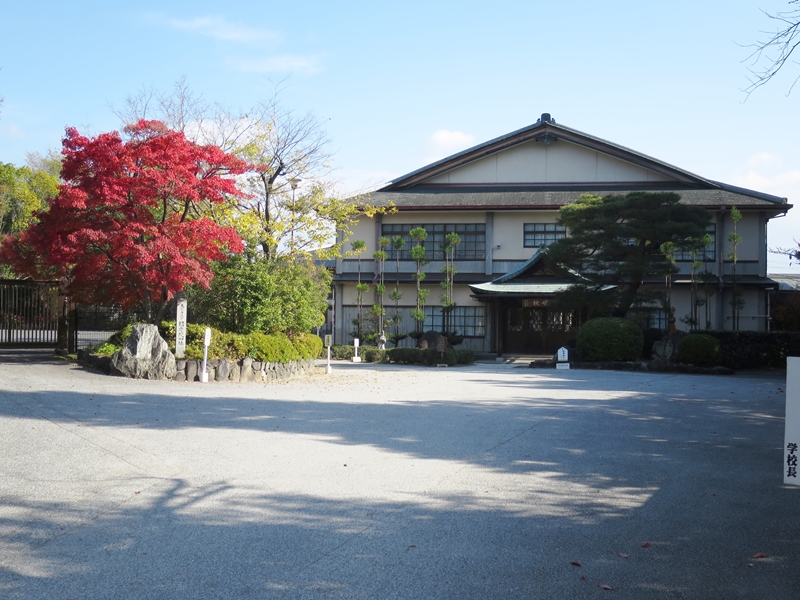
[175,297,187,359]
[556,346,570,370]
[201,327,211,383]
[324,334,332,375]
[785,357,800,486]
[352,338,361,363]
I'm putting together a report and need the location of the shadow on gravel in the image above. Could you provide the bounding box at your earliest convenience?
[1,366,797,599]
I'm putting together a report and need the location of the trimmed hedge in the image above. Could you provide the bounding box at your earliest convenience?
[292,332,324,360]
[576,317,644,362]
[694,330,800,370]
[320,344,474,366]
[678,334,721,368]
[99,322,319,364]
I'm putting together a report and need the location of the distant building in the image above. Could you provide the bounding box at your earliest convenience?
[332,114,792,355]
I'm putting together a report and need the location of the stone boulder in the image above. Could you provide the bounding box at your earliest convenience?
[651,332,687,364]
[111,324,177,380]
[416,331,450,351]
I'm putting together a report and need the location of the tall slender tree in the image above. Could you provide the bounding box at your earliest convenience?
[409,227,429,333]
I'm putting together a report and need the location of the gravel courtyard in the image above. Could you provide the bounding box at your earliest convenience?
[0,352,797,599]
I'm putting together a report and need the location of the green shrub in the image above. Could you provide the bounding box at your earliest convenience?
[107,324,136,347]
[362,347,387,363]
[576,317,644,362]
[678,333,721,367]
[292,332,323,360]
[420,347,456,366]
[330,345,356,360]
[386,347,421,364]
[455,349,474,365]
[242,332,300,363]
[696,330,800,370]
[88,341,121,356]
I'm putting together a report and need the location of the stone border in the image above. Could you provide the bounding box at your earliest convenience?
[77,350,319,382]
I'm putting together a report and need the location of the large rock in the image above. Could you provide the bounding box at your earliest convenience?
[416,331,450,351]
[111,324,177,380]
[651,332,687,364]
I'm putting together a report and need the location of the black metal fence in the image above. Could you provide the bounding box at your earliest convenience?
[0,280,59,348]
[0,279,144,351]
[73,304,141,350]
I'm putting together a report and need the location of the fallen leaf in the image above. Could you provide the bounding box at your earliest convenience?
[618,552,629,558]
[748,563,754,568]
[752,552,768,559]
[571,561,582,567]
[598,583,613,590]
[581,574,586,580]
[134,491,141,495]
[641,542,651,548]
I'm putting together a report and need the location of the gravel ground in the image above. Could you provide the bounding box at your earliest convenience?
[0,351,797,599]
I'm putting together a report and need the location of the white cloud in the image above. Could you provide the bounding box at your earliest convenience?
[746,152,783,168]
[150,14,282,44]
[230,54,324,75]
[425,130,475,163]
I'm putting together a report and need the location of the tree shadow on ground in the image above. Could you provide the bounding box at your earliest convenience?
[0,363,798,598]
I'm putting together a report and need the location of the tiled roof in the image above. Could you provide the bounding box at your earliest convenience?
[365,187,788,210]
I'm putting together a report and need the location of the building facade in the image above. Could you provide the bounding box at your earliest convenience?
[330,114,791,355]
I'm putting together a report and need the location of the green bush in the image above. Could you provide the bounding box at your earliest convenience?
[695,330,800,370]
[678,333,721,367]
[576,317,644,361]
[362,347,387,363]
[455,349,474,365]
[420,347,456,366]
[386,347,421,364]
[109,322,315,364]
[243,332,301,363]
[330,345,356,360]
[292,332,323,360]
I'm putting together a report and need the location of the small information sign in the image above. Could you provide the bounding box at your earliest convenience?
[324,334,332,347]
[556,346,570,370]
[785,357,800,486]
[175,298,187,359]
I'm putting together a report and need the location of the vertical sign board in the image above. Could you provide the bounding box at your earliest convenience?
[324,334,332,375]
[175,298,187,359]
[785,357,800,486]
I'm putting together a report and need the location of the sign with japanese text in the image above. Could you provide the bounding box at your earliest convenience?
[175,297,187,359]
[785,357,800,486]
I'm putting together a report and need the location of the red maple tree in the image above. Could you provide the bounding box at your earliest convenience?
[0,120,248,322]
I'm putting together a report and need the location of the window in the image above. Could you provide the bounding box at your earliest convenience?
[632,308,667,330]
[423,306,486,337]
[523,223,566,247]
[382,223,486,261]
[675,225,716,261]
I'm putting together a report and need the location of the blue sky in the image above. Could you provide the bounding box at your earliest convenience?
[2,1,799,271]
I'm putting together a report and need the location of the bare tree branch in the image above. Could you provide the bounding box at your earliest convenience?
[742,1,800,96]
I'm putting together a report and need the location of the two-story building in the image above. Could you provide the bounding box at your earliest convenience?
[331,114,791,355]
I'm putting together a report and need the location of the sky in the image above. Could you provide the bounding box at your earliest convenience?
[2,1,799,272]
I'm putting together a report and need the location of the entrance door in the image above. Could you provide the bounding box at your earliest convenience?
[503,306,578,354]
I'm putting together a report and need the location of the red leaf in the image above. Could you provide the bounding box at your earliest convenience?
[752,552,768,559]
[571,561,582,567]
[598,583,613,590]
[618,552,629,558]
[641,542,651,548]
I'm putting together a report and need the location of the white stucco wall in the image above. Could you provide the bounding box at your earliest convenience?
[425,140,673,185]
